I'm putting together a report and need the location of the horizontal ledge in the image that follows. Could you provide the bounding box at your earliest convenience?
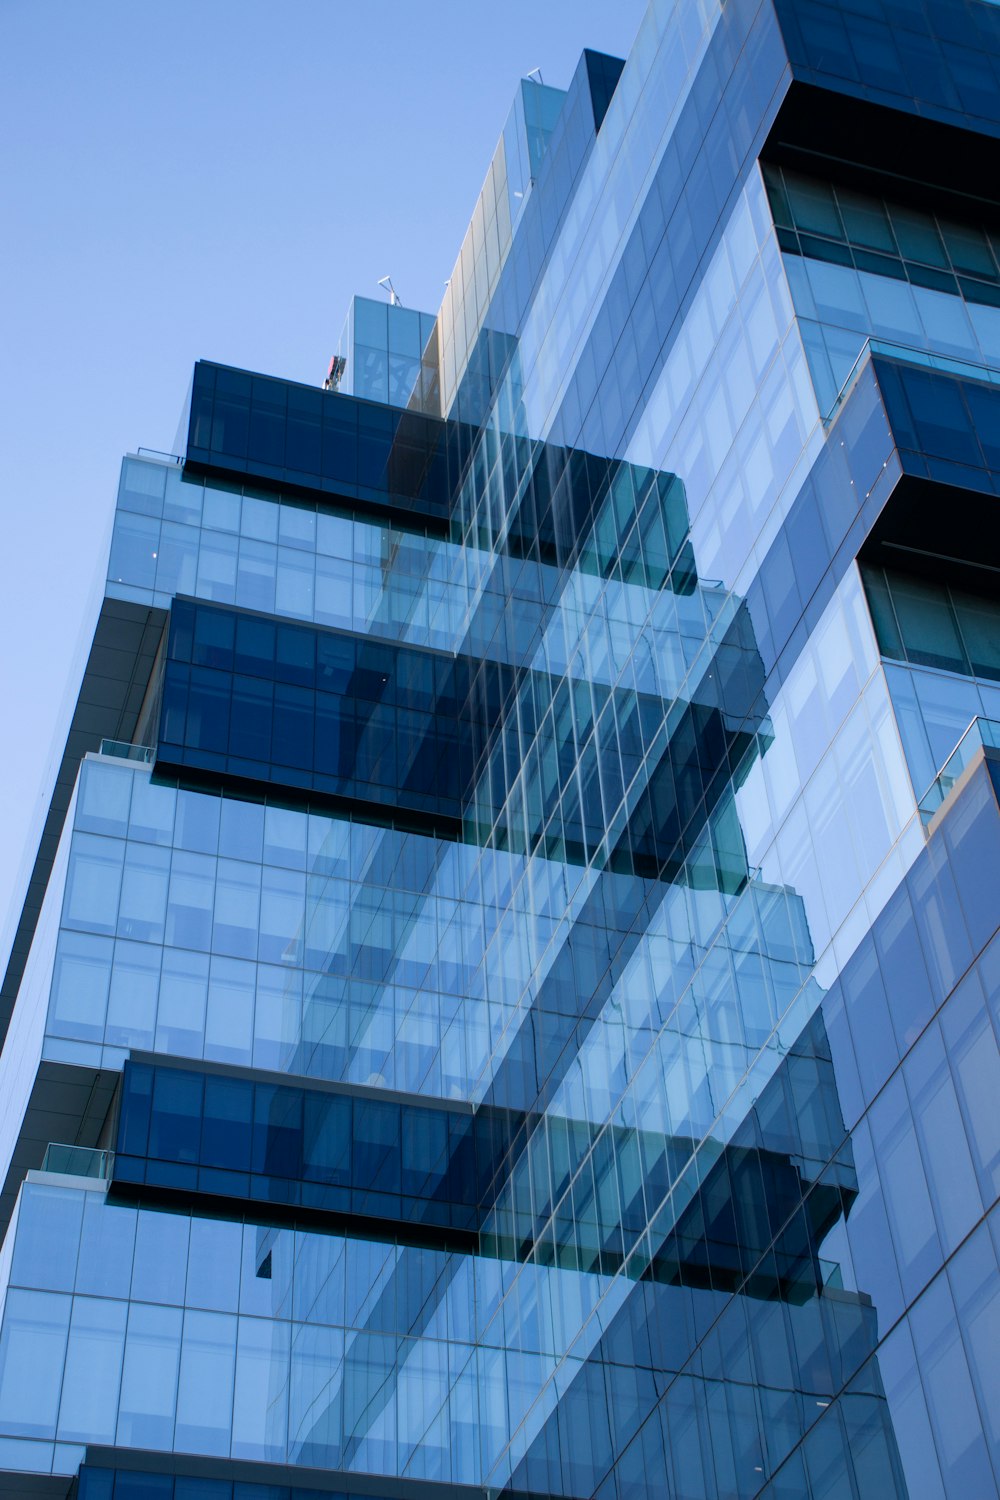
[106,1178,482,1256]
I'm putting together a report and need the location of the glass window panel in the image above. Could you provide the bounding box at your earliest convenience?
[155,520,199,598]
[279,503,317,551]
[231,1317,290,1462]
[65,833,124,935]
[175,1310,237,1457]
[892,207,949,268]
[286,406,322,480]
[302,1092,351,1186]
[387,305,422,357]
[233,611,275,677]
[948,1224,1000,1465]
[117,1302,182,1449]
[175,791,220,855]
[117,841,170,943]
[201,1074,253,1174]
[241,494,279,543]
[910,669,980,771]
[239,1223,289,1319]
[860,566,903,659]
[969,300,1000,368]
[259,867,306,965]
[275,548,315,620]
[196,530,239,604]
[76,1464,117,1500]
[166,851,217,951]
[275,625,316,694]
[870,1074,941,1301]
[128,776,176,845]
[252,1083,303,1179]
[57,1298,128,1444]
[236,538,278,615]
[164,468,205,526]
[303,873,349,973]
[270,683,314,773]
[108,512,159,593]
[915,285,978,360]
[858,272,923,344]
[906,1027,982,1254]
[396,1337,450,1469]
[910,1274,995,1492]
[212,859,261,959]
[121,457,167,516]
[0,1290,71,1438]
[192,604,236,672]
[837,187,896,253]
[940,970,1000,1205]
[355,345,390,405]
[202,485,242,533]
[288,1322,345,1469]
[11,1185,84,1293]
[252,964,303,1073]
[824,322,867,397]
[131,1210,190,1306]
[308,811,350,878]
[389,354,420,406]
[290,1229,346,1325]
[205,955,255,1065]
[187,1218,242,1313]
[263,806,308,870]
[876,1321,946,1500]
[218,798,265,863]
[50,931,114,1041]
[941,222,996,279]
[316,513,354,559]
[107,939,160,1049]
[352,1099,401,1197]
[890,575,967,674]
[883,663,937,795]
[75,1196,137,1300]
[806,260,868,332]
[186,666,231,757]
[953,589,1000,682]
[785,173,843,238]
[354,297,388,347]
[77,762,132,838]
[230,675,273,767]
[155,948,209,1056]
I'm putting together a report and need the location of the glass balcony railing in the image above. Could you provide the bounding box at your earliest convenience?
[136,446,182,464]
[98,739,154,763]
[40,1143,114,1180]
[918,716,1000,827]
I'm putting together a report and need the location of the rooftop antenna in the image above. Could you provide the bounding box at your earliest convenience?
[526,67,544,84]
[377,275,403,307]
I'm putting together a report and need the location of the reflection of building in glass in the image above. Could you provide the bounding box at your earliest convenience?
[1,2,1000,1497]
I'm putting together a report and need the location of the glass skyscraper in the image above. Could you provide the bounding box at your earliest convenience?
[1,1,998,1496]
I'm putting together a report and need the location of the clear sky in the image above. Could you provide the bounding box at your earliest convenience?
[0,0,648,947]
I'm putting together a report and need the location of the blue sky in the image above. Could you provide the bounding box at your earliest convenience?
[0,1,647,942]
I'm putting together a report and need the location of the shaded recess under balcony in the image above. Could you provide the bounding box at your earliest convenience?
[104,1040,854,1302]
[152,595,768,883]
[768,0,1000,215]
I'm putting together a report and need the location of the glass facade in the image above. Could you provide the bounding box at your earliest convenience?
[1,1,999,1498]
[335,296,439,412]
